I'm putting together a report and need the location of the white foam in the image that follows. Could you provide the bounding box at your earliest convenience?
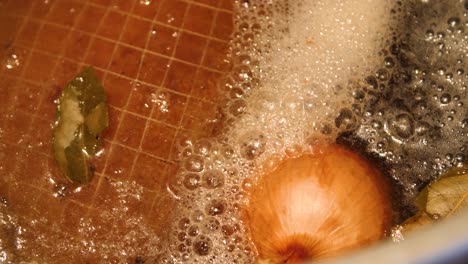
[166,0,396,263]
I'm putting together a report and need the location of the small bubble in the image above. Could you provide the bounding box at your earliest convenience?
[227,244,235,252]
[437,42,445,51]
[447,17,460,27]
[4,53,20,70]
[167,15,175,24]
[180,147,193,159]
[335,108,358,131]
[371,120,383,129]
[184,155,204,172]
[384,57,395,68]
[177,243,188,254]
[221,225,235,236]
[193,236,212,256]
[185,238,192,246]
[182,173,201,190]
[242,178,252,191]
[431,214,440,220]
[222,146,234,159]
[179,217,190,229]
[440,93,451,104]
[205,200,225,216]
[188,225,200,237]
[352,89,365,100]
[437,68,446,76]
[52,184,68,198]
[445,73,453,81]
[1,196,9,206]
[376,68,389,81]
[320,123,333,135]
[455,153,465,162]
[461,119,468,128]
[191,209,204,222]
[425,29,434,40]
[365,76,378,88]
[178,232,188,241]
[229,87,245,99]
[202,170,225,189]
[203,217,220,232]
[244,246,252,254]
[151,92,169,113]
[193,139,211,156]
[377,141,385,150]
[228,99,247,117]
[232,235,243,244]
[388,113,415,139]
[238,22,249,31]
[240,132,266,160]
[445,153,453,161]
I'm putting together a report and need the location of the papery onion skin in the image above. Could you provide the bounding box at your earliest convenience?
[246,144,392,263]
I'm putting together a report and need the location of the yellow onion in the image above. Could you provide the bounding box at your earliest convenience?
[245,144,391,263]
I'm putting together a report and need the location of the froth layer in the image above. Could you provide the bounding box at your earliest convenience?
[164,0,396,263]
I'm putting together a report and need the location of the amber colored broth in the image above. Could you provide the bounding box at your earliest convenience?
[0,0,233,262]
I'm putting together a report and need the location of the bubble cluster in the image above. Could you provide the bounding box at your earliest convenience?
[164,0,466,262]
[354,0,467,203]
[164,0,398,263]
[0,197,18,263]
[0,181,164,263]
[3,53,20,70]
[164,136,255,263]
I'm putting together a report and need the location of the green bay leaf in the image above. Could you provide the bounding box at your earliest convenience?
[53,67,108,184]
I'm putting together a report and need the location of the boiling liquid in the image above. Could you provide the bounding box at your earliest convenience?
[163,0,467,263]
[0,0,466,263]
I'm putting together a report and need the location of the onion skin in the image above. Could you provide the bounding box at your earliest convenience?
[246,144,391,263]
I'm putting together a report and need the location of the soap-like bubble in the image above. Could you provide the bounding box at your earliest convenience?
[239,132,266,160]
[188,225,200,237]
[202,170,225,189]
[440,93,451,104]
[183,173,201,190]
[388,113,415,140]
[193,236,212,256]
[335,108,358,131]
[205,200,226,216]
[179,217,190,229]
[191,209,204,223]
[184,155,205,172]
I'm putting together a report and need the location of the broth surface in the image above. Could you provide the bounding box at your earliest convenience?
[0,0,466,263]
[0,0,232,262]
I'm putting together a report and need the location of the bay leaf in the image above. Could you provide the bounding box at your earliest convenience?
[401,163,468,233]
[398,211,433,234]
[53,67,108,184]
[425,173,468,217]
